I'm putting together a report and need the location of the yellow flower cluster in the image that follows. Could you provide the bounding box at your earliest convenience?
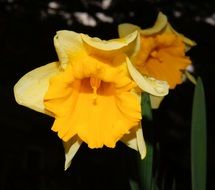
[14,12,195,170]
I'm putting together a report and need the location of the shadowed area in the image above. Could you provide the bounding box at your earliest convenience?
[0,0,214,189]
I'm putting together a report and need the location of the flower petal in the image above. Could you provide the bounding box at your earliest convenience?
[118,23,141,37]
[118,12,167,38]
[14,62,60,115]
[117,25,142,59]
[121,127,138,150]
[121,92,146,159]
[44,59,141,148]
[165,24,196,51]
[81,31,137,51]
[118,12,196,52]
[149,95,164,109]
[185,70,197,85]
[121,124,146,159]
[126,58,169,96]
[136,123,147,159]
[63,136,82,170]
[81,31,138,58]
[57,83,141,148]
[140,12,168,35]
[54,30,83,69]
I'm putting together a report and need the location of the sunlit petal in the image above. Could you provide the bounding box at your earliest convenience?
[81,31,137,51]
[118,23,141,37]
[54,31,83,69]
[126,58,169,96]
[14,62,60,115]
[63,136,82,170]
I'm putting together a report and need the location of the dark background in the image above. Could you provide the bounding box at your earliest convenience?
[0,0,214,189]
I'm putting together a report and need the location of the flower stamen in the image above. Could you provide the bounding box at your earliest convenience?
[90,77,101,100]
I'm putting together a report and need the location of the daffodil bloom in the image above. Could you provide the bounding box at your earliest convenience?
[50,31,148,149]
[118,12,196,90]
[14,30,151,169]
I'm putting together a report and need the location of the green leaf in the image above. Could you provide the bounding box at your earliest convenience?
[172,178,176,190]
[138,142,153,190]
[141,92,153,120]
[191,77,207,190]
[138,92,154,190]
[129,179,140,190]
[151,178,160,190]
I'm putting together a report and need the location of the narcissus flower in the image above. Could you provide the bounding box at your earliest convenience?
[14,30,149,169]
[14,28,169,169]
[118,12,196,90]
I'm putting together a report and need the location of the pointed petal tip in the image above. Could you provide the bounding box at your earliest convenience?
[141,151,147,160]
[63,138,82,170]
[140,11,168,36]
[150,95,165,109]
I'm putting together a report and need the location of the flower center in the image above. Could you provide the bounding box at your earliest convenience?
[90,77,101,100]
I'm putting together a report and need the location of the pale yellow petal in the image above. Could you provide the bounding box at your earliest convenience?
[149,95,165,109]
[140,12,168,35]
[54,30,83,69]
[118,23,141,37]
[121,124,146,159]
[128,33,141,59]
[118,12,167,37]
[126,58,169,96]
[121,93,146,159]
[81,31,138,58]
[81,31,137,51]
[63,136,82,170]
[136,123,146,159]
[118,12,195,51]
[14,62,60,115]
[185,71,197,85]
[121,127,138,150]
[117,26,141,58]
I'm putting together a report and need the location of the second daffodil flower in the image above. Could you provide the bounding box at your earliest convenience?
[118,12,196,108]
[14,30,154,170]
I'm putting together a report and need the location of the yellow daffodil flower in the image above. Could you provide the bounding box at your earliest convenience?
[14,30,151,169]
[44,50,141,150]
[119,12,196,88]
[118,12,196,108]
